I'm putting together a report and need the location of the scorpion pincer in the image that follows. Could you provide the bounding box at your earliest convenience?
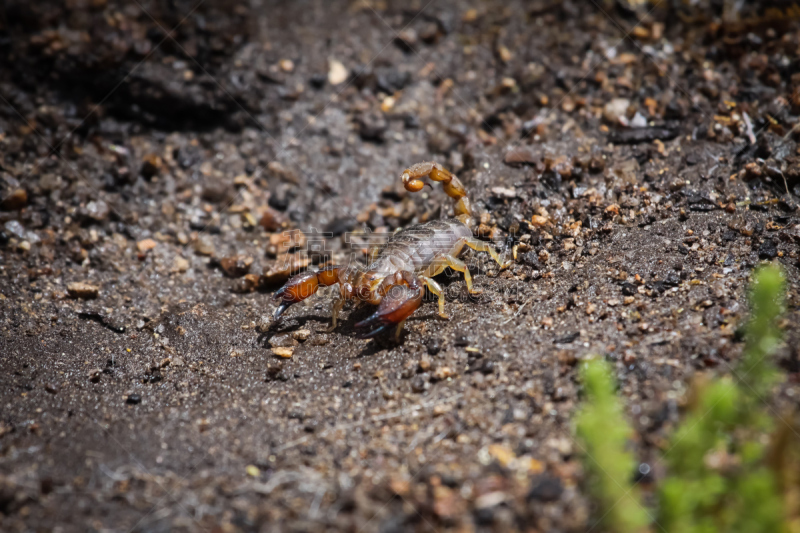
[273,161,506,340]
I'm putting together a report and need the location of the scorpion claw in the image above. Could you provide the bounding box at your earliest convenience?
[354,285,422,338]
[355,324,389,339]
[273,267,344,323]
[273,302,292,321]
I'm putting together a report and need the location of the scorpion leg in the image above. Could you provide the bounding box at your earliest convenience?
[355,271,423,339]
[444,255,480,294]
[273,266,344,321]
[325,296,345,332]
[422,276,448,319]
[463,237,509,267]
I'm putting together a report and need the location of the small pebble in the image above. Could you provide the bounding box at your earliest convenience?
[411,376,428,393]
[426,338,441,356]
[328,58,348,85]
[84,200,110,222]
[272,346,294,358]
[1,188,27,210]
[126,394,141,405]
[603,98,630,125]
[137,238,157,253]
[269,334,298,348]
[220,255,253,277]
[292,329,311,342]
[194,235,215,256]
[141,154,162,178]
[67,282,99,299]
[172,256,190,273]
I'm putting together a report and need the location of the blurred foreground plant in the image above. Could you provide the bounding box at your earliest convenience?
[576,264,794,532]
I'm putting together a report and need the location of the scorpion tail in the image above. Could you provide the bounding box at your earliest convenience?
[401,162,473,227]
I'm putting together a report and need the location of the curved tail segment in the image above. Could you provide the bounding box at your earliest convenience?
[401,162,473,226]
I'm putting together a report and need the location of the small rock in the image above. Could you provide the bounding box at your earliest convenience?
[411,375,428,393]
[520,251,543,269]
[432,366,454,381]
[588,155,605,173]
[279,59,294,72]
[426,339,441,356]
[137,238,157,253]
[504,146,538,166]
[554,332,580,344]
[272,346,294,358]
[491,186,517,198]
[527,475,563,503]
[126,394,141,405]
[84,200,110,222]
[603,98,631,125]
[269,334,298,348]
[259,206,288,231]
[758,238,778,259]
[67,282,99,299]
[454,334,470,347]
[193,235,215,256]
[141,154,162,178]
[394,28,418,52]
[201,178,233,203]
[4,220,27,240]
[669,179,685,192]
[309,73,326,89]
[357,113,387,141]
[260,256,310,286]
[233,274,258,293]
[38,173,63,192]
[432,404,450,416]
[310,335,330,346]
[220,255,253,277]
[328,58,348,85]
[172,256,190,273]
[1,188,28,210]
[292,329,312,342]
[419,22,441,44]
[778,194,797,212]
[418,355,432,372]
[44,383,58,394]
[630,112,648,128]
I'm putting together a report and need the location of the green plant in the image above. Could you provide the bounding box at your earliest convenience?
[576,359,649,533]
[576,264,789,532]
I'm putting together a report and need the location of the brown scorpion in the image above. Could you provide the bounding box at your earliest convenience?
[273,162,506,339]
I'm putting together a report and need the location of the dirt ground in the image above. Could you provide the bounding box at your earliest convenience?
[2,1,800,531]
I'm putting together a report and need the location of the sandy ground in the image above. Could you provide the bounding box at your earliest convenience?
[2,1,799,531]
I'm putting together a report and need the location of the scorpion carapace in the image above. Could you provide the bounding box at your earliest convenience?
[273,161,505,339]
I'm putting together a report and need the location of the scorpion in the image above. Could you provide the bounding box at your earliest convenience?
[273,162,506,339]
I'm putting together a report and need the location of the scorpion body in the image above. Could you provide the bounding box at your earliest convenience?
[273,162,504,339]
